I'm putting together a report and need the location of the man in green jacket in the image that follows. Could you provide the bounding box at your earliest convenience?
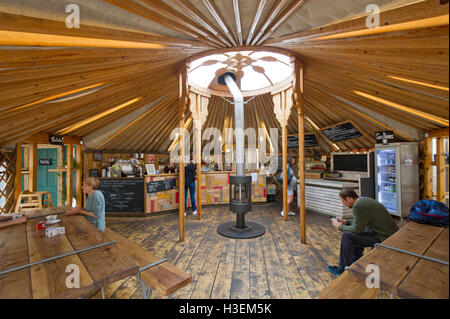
[327,188,399,276]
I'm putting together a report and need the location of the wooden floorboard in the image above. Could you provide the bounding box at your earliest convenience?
[98,203,358,299]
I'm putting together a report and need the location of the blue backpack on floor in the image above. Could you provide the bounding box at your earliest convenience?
[409,200,449,227]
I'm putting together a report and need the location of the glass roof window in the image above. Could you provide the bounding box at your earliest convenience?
[188,51,293,94]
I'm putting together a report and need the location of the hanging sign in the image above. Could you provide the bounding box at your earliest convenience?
[321,122,363,142]
[89,169,99,177]
[375,131,395,144]
[49,134,64,145]
[287,134,319,148]
[39,159,53,166]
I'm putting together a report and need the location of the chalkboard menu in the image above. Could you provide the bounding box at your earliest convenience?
[287,134,319,148]
[321,122,362,142]
[98,178,145,213]
[147,178,177,194]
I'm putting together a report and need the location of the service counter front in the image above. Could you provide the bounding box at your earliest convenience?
[300,178,359,219]
[100,172,267,216]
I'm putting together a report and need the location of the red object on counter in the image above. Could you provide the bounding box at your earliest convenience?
[36,222,46,231]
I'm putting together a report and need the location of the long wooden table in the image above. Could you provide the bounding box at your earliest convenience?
[0,207,139,299]
[347,221,449,299]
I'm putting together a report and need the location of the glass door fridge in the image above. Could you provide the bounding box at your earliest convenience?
[375,142,419,218]
[376,148,398,215]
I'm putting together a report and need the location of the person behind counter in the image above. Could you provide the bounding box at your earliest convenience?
[328,188,399,276]
[65,177,105,232]
[184,153,197,216]
[164,159,178,173]
[278,157,297,217]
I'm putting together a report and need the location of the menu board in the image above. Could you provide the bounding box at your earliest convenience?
[287,134,319,148]
[98,178,145,213]
[321,122,362,142]
[147,178,177,194]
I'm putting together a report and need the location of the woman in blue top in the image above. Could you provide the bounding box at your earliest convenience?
[65,177,105,232]
[277,157,297,217]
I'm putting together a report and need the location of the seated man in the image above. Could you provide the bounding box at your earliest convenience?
[328,188,399,276]
[0,214,27,229]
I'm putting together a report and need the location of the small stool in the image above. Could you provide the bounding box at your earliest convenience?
[15,191,54,212]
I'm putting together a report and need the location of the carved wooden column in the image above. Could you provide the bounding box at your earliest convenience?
[273,87,293,221]
[189,91,209,221]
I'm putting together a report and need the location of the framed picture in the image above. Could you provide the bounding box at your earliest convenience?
[146,164,156,175]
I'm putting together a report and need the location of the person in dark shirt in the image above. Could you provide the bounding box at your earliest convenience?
[184,154,197,216]
[327,188,399,276]
[164,159,178,173]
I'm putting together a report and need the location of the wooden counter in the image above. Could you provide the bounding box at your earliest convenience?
[299,178,359,218]
[145,171,267,214]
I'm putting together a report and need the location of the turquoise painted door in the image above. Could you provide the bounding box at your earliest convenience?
[37,148,58,206]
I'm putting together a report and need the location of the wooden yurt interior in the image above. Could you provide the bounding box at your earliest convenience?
[0,0,448,301]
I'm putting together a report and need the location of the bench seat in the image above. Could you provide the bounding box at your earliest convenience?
[104,228,192,297]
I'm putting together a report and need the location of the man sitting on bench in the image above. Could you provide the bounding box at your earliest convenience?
[328,188,399,276]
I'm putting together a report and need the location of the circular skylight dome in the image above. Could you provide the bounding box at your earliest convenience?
[188,50,293,95]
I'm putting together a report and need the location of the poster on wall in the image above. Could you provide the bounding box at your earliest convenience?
[147,154,155,163]
[94,151,103,161]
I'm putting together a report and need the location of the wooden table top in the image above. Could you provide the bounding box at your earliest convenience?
[347,222,449,299]
[0,208,139,299]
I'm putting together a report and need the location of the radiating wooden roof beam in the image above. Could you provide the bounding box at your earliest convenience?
[257,0,306,45]
[58,97,143,135]
[251,0,289,45]
[102,0,222,48]
[232,0,244,45]
[386,75,449,92]
[172,0,232,47]
[246,0,267,45]
[0,82,107,115]
[354,90,449,126]
[0,30,167,49]
[202,0,238,46]
[138,0,226,46]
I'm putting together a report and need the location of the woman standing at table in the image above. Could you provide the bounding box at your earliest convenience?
[65,177,105,232]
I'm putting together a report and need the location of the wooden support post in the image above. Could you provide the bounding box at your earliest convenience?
[66,144,73,207]
[30,141,38,192]
[294,58,307,244]
[13,143,23,209]
[57,145,64,206]
[437,137,446,203]
[178,66,188,242]
[424,137,433,199]
[75,145,83,208]
[282,124,288,221]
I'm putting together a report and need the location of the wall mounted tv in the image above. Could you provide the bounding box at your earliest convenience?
[331,153,369,172]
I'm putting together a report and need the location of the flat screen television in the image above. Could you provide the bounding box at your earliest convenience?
[332,153,369,172]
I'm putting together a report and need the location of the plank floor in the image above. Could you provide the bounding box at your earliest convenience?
[92,203,352,299]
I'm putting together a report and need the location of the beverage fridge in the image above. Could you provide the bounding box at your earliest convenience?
[375,142,419,218]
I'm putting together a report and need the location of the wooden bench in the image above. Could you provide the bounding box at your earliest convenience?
[319,271,380,299]
[104,228,192,298]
